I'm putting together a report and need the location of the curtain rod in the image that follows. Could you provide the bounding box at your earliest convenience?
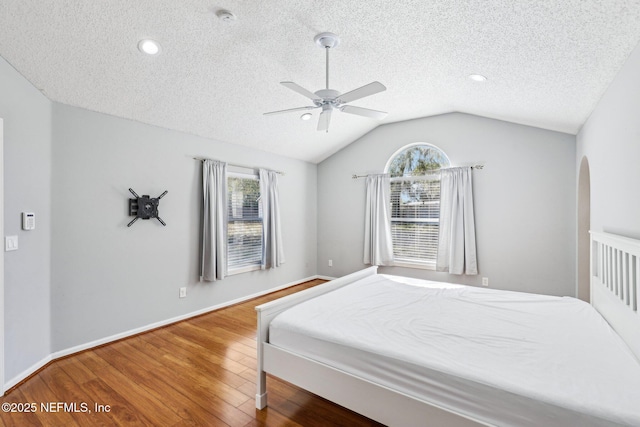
[352,164,484,179]
[193,157,285,175]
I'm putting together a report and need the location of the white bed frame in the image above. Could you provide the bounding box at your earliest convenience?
[255,231,640,426]
[590,231,640,361]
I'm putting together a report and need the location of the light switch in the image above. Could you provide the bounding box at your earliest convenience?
[5,235,18,251]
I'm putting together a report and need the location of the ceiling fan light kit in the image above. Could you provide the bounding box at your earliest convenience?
[264,32,387,132]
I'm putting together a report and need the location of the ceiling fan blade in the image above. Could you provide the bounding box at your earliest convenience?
[340,105,387,120]
[281,81,319,101]
[263,106,318,116]
[318,109,332,132]
[338,81,386,104]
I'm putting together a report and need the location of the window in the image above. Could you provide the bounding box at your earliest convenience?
[385,143,450,268]
[227,173,262,274]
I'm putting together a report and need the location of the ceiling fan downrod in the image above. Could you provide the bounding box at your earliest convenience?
[326,47,329,90]
[314,32,339,90]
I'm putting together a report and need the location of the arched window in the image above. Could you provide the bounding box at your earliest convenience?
[385,143,450,268]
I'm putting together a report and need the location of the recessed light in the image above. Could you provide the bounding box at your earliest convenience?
[300,113,313,121]
[138,39,161,55]
[469,74,487,82]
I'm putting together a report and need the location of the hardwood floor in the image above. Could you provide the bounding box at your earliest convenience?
[0,280,383,426]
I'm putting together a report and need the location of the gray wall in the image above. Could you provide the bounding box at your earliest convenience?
[577,41,640,239]
[1,52,317,381]
[318,113,577,296]
[50,103,317,352]
[14,30,634,382]
[0,57,52,381]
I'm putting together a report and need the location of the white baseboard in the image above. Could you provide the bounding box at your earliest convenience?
[5,274,327,392]
[5,354,53,392]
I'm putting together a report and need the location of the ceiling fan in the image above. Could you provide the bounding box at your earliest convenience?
[264,32,387,132]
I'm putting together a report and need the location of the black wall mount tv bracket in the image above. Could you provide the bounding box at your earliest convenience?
[128,188,167,227]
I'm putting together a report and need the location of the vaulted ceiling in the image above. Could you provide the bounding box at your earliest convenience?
[2,1,640,163]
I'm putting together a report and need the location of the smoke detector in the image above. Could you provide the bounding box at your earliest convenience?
[217,10,236,23]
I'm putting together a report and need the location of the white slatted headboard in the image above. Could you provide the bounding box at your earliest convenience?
[590,231,640,361]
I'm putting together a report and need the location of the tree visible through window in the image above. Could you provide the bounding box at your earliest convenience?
[385,144,450,267]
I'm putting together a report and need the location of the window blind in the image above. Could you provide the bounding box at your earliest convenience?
[227,176,262,272]
[390,177,441,265]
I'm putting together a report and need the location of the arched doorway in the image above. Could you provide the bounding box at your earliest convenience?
[0,118,4,395]
[577,156,591,302]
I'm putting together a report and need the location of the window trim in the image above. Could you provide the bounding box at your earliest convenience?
[385,142,450,270]
[393,259,437,270]
[226,171,262,276]
[228,264,261,276]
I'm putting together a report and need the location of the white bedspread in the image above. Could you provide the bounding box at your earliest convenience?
[269,274,640,426]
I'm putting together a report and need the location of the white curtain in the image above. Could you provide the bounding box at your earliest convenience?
[437,166,478,275]
[363,174,394,266]
[259,169,285,269]
[201,160,227,281]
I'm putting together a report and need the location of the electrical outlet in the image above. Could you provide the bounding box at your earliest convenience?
[328,259,333,267]
[482,277,489,287]
[179,287,187,298]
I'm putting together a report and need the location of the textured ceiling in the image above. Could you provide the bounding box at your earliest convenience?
[1,1,640,163]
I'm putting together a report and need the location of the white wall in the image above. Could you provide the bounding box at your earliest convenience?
[318,113,576,296]
[50,103,317,352]
[577,41,640,239]
[0,57,52,382]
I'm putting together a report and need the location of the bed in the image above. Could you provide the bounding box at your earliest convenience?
[255,231,640,426]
